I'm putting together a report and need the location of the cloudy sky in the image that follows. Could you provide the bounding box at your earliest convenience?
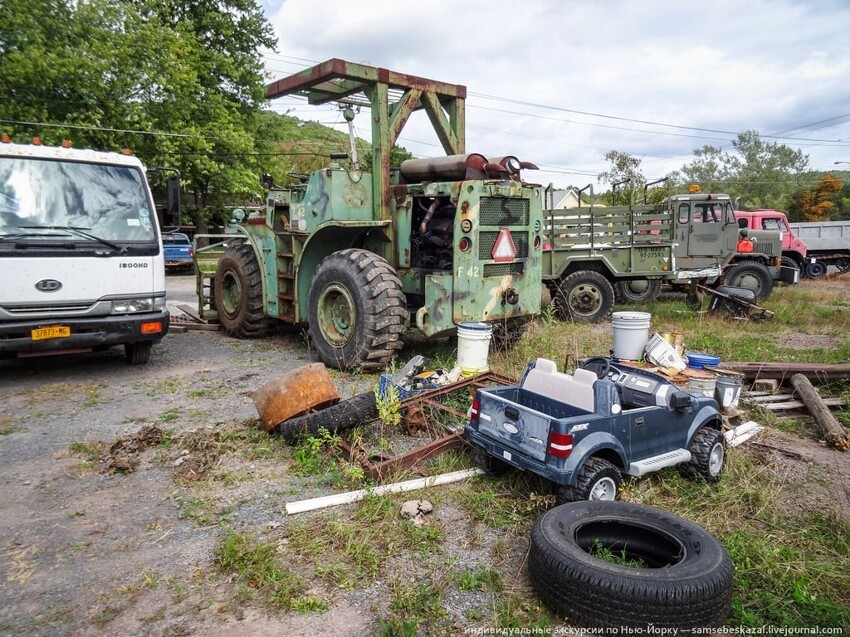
[259,0,850,190]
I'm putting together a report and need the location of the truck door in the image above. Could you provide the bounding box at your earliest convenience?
[684,202,728,257]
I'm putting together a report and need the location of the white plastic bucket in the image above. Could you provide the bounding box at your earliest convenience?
[457,322,492,376]
[612,312,651,361]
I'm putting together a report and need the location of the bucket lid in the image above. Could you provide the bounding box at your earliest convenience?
[612,311,651,321]
[686,351,721,368]
[457,322,491,331]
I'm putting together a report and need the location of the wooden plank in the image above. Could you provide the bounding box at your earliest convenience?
[176,303,205,323]
[790,374,849,451]
[743,393,795,403]
[761,397,845,411]
[721,362,850,380]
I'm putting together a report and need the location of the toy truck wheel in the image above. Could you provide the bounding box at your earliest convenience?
[721,260,774,300]
[615,278,661,304]
[214,244,272,338]
[557,457,622,503]
[553,271,615,324]
[470,445,511,476]
[679,427,725,483]
[529,501,734,628]
[308,249,405,372]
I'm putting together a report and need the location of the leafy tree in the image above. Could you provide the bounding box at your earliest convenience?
[787,173,843,222]
[673,131,809,210]
[597,151,645,205]
[0,0,277,232]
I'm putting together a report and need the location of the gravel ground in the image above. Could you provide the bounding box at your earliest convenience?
[0,274,385,636]
[2,274,848,636]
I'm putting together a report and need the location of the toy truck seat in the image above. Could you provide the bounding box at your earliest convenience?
[521,358,598,412]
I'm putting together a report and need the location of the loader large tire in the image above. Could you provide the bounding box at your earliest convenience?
[529,501,734,628]
[308,249,406,371]
[214,244,273,338]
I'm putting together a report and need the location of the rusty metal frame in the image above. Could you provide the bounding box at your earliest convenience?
[338,372,515,481]
[264,58,466,223]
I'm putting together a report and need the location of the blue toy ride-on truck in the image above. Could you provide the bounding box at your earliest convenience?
[464,356,725,502]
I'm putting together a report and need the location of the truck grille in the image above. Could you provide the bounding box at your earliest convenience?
[480,197,529,226]
[478,233,528,260]
[484,262,525,277]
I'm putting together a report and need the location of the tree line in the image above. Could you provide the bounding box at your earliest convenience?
[2,2,845,226]
[597,131,849,221]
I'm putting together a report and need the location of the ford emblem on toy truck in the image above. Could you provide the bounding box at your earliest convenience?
[464,357,725,502]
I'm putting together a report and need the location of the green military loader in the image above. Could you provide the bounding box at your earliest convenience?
[195,60,544,371]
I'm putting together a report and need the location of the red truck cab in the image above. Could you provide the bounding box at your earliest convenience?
[734,209,807,277]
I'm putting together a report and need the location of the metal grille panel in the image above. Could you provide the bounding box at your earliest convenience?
[478,232,529,260]
[480,197,530,226]
[483,262,525,277]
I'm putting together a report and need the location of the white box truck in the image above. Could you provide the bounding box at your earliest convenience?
[0,140,169,364]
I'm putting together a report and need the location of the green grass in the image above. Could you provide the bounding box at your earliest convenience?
[283,492,443,589]
[216,529,325,613]
[624,451,850,627]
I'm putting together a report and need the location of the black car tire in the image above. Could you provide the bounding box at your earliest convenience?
[124,342,152,365]
[274,391,378,442]
[615,278,662,304]
[529,501,734,628]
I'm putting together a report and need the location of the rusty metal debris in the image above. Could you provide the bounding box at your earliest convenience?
[339,371,515,482]
[252,364,340,432]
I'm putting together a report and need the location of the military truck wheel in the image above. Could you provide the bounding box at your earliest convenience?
[556,457,622,503]
[553,271,615,323]
[308,249,405,372]
[721,260,774,300]
[679,427,725,483]
[470,446,511,476]
[214,243,272,338]
[529,501,734,628]
[836,258,850,272]
[781,256,801,282]
[615,278,661,304]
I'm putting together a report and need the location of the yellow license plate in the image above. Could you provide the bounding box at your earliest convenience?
[32,325,71,341]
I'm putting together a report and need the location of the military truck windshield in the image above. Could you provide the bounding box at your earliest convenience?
[0,156,156,242]
[692,202,732,224]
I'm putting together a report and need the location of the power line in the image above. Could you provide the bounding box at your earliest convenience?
[0,119,224,141]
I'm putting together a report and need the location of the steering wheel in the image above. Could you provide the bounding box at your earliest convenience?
[580,356,611,379]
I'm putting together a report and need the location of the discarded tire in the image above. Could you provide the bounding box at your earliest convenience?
[529,501,733,628]
[275,391,377,441]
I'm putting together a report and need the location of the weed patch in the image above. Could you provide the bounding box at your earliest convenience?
[216,529,324,612]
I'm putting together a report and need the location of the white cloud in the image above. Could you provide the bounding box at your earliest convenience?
[262,0,850,187]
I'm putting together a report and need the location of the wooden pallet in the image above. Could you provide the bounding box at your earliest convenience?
[742,392,846,412]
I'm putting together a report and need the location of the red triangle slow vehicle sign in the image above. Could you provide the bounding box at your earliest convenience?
[491,228,517,262]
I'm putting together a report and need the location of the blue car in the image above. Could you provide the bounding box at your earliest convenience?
[163,232,194,271]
